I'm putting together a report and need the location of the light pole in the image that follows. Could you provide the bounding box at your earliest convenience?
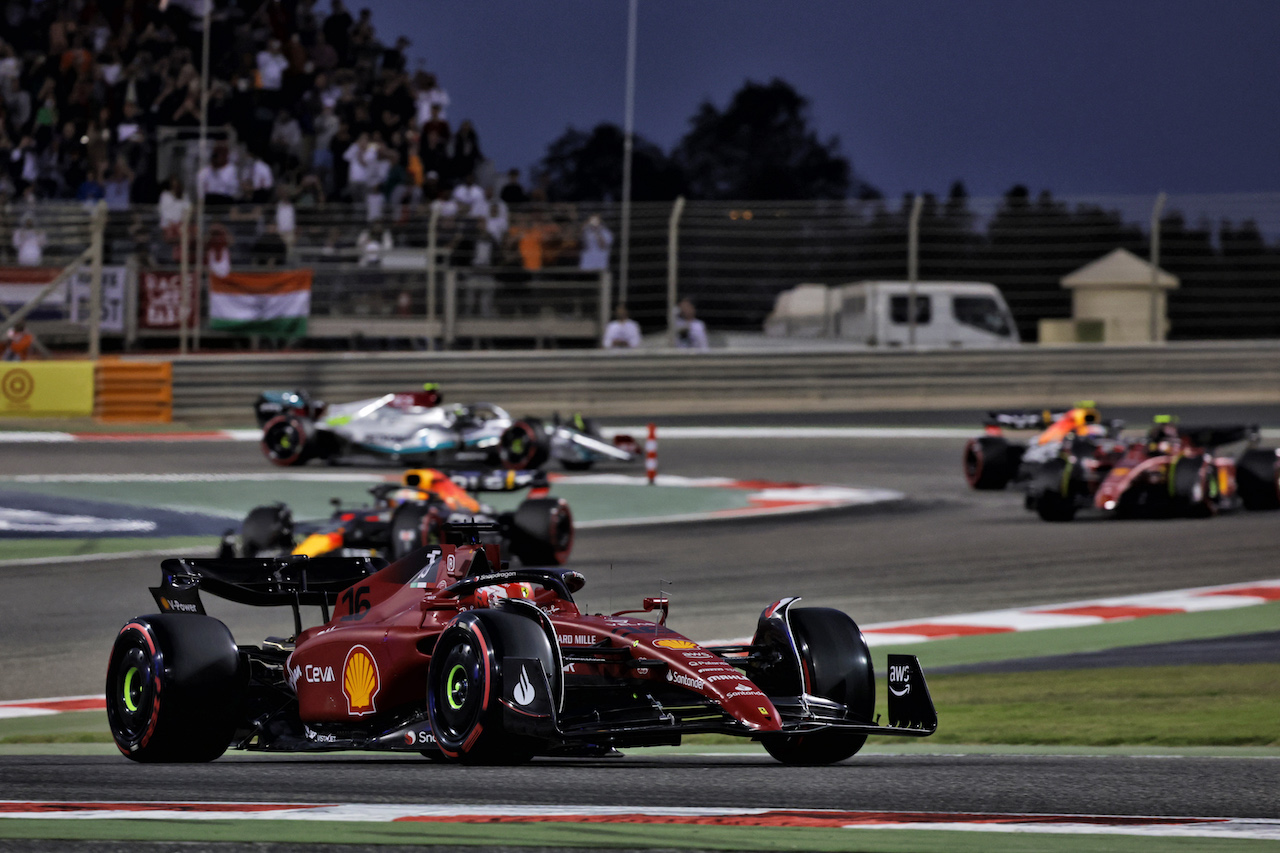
[191,0,212,352]
[619,0,637,306]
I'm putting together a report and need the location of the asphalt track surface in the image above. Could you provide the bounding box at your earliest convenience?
[2,425,1279,826]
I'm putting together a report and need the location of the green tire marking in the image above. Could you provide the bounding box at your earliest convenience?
[447,665,466,710]
[122,667,139,713]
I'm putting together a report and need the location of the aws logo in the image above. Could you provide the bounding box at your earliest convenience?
[889,663,911,697]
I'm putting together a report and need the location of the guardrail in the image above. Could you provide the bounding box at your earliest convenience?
[164,341,1280,423]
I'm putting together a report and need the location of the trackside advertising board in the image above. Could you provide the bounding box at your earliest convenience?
[0,361,94,416]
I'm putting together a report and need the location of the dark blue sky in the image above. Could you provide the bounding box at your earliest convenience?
[358,0,1280,199]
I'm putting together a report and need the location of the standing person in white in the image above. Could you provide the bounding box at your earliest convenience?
[673,298,709,350]
[602,303,641,348]
[579,214,613,271]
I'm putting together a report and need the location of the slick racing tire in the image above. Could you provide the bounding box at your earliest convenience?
[963,437,1021,490]
[507,498,574,566]
[389,503,445,560]
[105,614,243,763]
[1033,459,1078,522]
[1170,456,1218,518]
[1237,448,1280,511]
[240,504,294,557]
[426,611,558,764]
[261,414,315,467]
[498,418,551,470]
[761,608,874,766]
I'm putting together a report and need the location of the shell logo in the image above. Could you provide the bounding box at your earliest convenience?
[342,645,380,716]
[653,638,698,650]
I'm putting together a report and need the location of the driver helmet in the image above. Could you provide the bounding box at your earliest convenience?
[421,383,442,407]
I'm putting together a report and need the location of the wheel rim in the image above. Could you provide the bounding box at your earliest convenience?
[111,644,154,741]
[963,442,982,484]
[434,637,485,740]
[265,420,299,459]
[501,425,536,469]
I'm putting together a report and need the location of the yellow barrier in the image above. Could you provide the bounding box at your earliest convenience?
[0,361,95,417]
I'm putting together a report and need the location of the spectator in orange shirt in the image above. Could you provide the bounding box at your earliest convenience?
[3,323,34,361]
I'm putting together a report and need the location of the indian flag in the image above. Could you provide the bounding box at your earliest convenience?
[209,270,312,336]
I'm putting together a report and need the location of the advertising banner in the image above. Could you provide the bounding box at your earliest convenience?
[0,267,64,321]
[69,266,127,333]
[140,271,196,330]
[0,361,94,417]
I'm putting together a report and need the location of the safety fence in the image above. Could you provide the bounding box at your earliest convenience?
[4,193,1280,349]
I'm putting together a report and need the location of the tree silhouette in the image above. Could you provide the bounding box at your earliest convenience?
[539,123,685,202]
[672,78,865,200]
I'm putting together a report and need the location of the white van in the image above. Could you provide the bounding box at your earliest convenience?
[765,280,1020,348]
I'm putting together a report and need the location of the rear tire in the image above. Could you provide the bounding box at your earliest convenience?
[761,608,873,766]
[261,414,315,467]
[105,615,243,762]
[963,437,1021,490]
[1238,448,1280,511]
[389,503,444,560]
[240,504,294,557]
[499,418,551,470]
[507,498,574,566]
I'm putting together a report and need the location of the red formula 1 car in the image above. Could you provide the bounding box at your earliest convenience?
[1027,417,1280,521]
[106,532,937,766]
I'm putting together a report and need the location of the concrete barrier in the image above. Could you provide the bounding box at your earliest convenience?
[159,342,1280,424]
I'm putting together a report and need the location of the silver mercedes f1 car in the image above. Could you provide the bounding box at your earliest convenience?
[256,387,638,471]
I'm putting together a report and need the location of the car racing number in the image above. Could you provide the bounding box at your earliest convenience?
[339,585,372,621]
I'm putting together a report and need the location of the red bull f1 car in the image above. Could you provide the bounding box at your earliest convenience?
[223,468,573,567]
[106,534,937,766]
[256,387,637,471]
[963,402,1122,490]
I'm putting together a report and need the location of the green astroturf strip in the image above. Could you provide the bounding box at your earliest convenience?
[0,819,1275,853]
[873,601,1280,668]
[0,535,211,561]
[0,710,111,744]
[0,478,755,527]
[917,663,1280,747]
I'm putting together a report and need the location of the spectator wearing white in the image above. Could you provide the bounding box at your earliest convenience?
[158,177,191,229]
[413,71,450,126]
[198,144,239,204]
[12,215,45,266]
[247,153,275,204]
[579,214,614,271]
[484,200,509,244]
[602,303,642,349]
[256,39,288,91]
[673,297,709,350]
[356,224,393,267]
[364,145,390,222]
[275,187,297,253]
[451,174,487,219]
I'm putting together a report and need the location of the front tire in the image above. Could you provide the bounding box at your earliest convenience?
[761,608,873,766]
[389,503,444,560]
[426,611,557,764]
[105,615,243,763]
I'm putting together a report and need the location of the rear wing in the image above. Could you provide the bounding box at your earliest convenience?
[152,555,384,634]
[444,469,549,493]
[1178,424,1259,450]
[984,409,1068,430]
